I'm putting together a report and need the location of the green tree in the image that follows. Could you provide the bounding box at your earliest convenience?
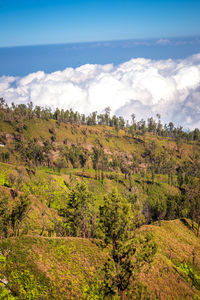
[185,180,200,237]
[0,194,11,238]
[62,182,96,238]
[100,190,156,299]
[104,107,111,126]
[146,185,167,224]
[92,144,107,182]
[0,192,31,237]
[10,192,31,236]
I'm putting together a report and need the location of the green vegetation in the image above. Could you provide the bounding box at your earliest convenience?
[100,190,156,299]
[0,98,200,299]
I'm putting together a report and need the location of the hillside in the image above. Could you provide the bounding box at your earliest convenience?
[0,220,199,299]
[0,101,200,299]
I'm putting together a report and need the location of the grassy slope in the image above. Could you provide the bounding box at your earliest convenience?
[0,118,200,299]
[140,219,200,299]
[1,118,195,160]
[0,220,199,299]
[0,236,106,299]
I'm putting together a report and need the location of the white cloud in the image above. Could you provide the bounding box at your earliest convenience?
[0,54,200,129]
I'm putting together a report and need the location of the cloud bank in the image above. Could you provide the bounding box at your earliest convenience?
[0,54,200,129]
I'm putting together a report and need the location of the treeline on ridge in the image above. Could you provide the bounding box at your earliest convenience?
[0,97,200,141]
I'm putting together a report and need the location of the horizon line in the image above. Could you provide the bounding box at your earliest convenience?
[1,34,200,49]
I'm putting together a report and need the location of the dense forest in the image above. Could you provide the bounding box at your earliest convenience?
[0,97,200,299]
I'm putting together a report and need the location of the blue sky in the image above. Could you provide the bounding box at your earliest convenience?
[0,0,200,47]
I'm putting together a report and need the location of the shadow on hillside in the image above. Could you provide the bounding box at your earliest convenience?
[133,137,145,144]
[180,218,194,233]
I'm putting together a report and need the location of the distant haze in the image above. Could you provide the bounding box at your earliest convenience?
[1,37,200,76]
